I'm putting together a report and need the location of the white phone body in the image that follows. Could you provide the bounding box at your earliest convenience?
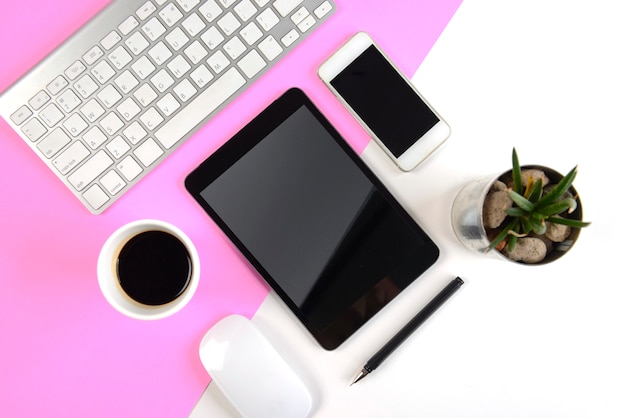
[318,32,450,171]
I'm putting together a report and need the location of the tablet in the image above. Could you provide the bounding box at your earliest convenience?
[185,88,439,350]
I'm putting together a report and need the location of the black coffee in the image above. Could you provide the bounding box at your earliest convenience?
[116,230,192,306]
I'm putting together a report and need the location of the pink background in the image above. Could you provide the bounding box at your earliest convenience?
[0,0,462,416]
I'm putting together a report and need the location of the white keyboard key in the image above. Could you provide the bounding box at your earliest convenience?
[114,70,139,94]
[190,64,214,88]
[64,61,87,80]
[37,128,71,158]
[10,106,32,125]
[273,0,302,17]
[97,85,123,108]
[56,90,82,113]
[155,67,245,149]
[218,12,241,36]
[151,69,175,92]
[254,0,270,6]
[149,42,173,65]
[184,40,208,64]
[199,0,223,22]
[235,0,257,21]
[207,50,230,73]
[240,22,263,45]
[100,113,124,135]
[63,114,88,137]
[173,78,197,102]
[101,31,122,50]
[84,126,108,149]
[117,155,143,181]
[157,93,181,116]
[167,55,192,78]
[200,26,225,50]
[47,76,68,95]
[39,103,64,127]
[225,36,246,60]
[28,91,51,111]
[83,184,110,210]
[237,49,266,78]
[134,138,164,166]
[314,1,332,18]
[125,32,150,55]
[136,1,157,20]
[74,74,99,98]
[83,46,104,65]
[108,46,133,69]
[118,16,139,35]
[290,6,308,25]
[122,121,148,144]
[160,3,184,26]
[280,28,299,47]
[100,171,126,195]
[68,150,113,191]
[182,13,206,37]
[117,97,141,121]
[106,136,131,159]
[219,0,236,6]
[140,107,164,130]
[80,99,105,122]
[297,15,315,32]
[131,56,156,79]
[256,8,279,31]
[165,27,189,51]
[133,84,158,106]
[142,17,166,41]
[176,0,200,12]
[91,61,116,84]
[53,141,89,174]
[258,35,283,61]
[28,118,55,141]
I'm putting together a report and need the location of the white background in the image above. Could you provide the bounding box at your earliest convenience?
[192,0,626,416]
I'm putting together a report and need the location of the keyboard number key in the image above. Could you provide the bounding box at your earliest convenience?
[159,3,184,26]
[91,61,116,84]
[74,74,99,98]
[56,90,82,113]
[142,17,166,41]
[108,46,133,70]
[126,32,150,55]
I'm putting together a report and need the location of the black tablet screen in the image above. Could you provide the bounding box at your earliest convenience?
[186,89,439,349]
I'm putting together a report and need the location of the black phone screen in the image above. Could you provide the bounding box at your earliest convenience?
[330,45,440,157]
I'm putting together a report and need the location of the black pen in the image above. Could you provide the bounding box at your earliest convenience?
[350,276,465,385]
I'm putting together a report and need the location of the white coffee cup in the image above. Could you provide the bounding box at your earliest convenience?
[97,219,200,320]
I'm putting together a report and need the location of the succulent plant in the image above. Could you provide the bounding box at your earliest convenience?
[487,148,591,252]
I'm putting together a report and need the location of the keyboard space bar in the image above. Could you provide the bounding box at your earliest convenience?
[155,67,246,149]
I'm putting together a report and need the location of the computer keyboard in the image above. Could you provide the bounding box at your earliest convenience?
[0,0,335,214]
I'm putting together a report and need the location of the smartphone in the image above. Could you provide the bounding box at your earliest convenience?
[318,32,450,171]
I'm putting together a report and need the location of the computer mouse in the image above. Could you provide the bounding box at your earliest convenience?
[199,315,312,418]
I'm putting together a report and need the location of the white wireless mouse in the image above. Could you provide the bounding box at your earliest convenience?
[199,315,312,418]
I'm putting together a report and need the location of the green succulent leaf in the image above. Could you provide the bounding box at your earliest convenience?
[487,219,519,251]
[505,207,527,217]
[509,190,535,212]
[527,178,543,203]
[537,197,578,217]
[512,148,523,194]
[546,216,591,228]
[536,166,578,209]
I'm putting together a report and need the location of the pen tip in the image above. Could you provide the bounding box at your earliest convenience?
[350,369,369,386]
